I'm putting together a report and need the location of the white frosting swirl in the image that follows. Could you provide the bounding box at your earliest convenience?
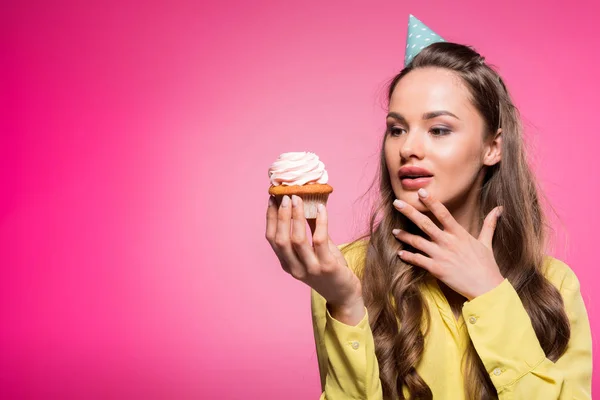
[268,152,329,186]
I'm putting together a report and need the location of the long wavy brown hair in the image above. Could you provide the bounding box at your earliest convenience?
[346,42,570,399]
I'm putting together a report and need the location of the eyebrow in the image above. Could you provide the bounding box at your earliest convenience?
[386,111,460,121]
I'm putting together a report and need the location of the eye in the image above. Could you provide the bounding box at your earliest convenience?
[430,127,451,136]
[388,126,407,137]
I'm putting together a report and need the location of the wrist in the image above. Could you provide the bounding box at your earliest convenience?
[468,275,505,300]
[327,297,366,326]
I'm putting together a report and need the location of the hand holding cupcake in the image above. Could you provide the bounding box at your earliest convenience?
[265,152,365,326]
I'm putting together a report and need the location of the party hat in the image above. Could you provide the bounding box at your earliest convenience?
[405,14,445,66]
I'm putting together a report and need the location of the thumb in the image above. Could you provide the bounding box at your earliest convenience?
[478,206,503,248]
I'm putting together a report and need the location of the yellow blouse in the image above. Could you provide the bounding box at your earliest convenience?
[311,241,592,399]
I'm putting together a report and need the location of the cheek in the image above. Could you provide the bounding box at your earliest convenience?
[436,140,482,171]
[435,147,484,191]
[383,140,397,169]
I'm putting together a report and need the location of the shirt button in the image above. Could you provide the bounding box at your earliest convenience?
[493,368,502,376]
[350,341,360,350]
[468,316,478,324]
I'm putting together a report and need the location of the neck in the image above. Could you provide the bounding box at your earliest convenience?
[450,171,486,237]
[447,193,482,237]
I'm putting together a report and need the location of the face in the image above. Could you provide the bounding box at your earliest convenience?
[384,67,501,214]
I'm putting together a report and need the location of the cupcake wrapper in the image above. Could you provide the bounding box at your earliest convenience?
[274,193,330,219]
[299,193,329,219]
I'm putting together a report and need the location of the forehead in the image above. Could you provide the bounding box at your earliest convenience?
[389,67,476,118]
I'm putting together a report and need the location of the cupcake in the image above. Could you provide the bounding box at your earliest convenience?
[268,152,333,219]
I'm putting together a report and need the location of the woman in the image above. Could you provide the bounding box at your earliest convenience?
[265,42,592,399]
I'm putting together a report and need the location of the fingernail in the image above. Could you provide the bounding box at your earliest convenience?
[398,250,404,258]
[392,229,401,235]
[281,195,290,208]
[291,195,299,207]
[418,188,428,198]
[393,199,405,209]
[497,206,504,217]
[268,197,274,207]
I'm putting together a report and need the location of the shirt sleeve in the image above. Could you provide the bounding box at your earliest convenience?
[461,270,592,399]
[311,288,383,399]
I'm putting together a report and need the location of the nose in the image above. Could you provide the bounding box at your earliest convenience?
[399,129,425,161]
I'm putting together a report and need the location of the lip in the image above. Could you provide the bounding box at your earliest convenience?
[400,176,433,190]
[398,166,434,178]
[398,166,434,190]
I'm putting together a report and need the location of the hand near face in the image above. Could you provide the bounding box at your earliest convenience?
[392,188,504,300]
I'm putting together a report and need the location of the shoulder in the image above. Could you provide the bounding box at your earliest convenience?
[541,255,581,293]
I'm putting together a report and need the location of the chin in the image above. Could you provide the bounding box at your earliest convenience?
[396,189,436,213]
[411,200,430,213]
[396,191,424,208]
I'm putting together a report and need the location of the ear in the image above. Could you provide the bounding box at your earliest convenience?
[483,128,502,166]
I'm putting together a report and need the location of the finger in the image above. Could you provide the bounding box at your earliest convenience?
[291,196,319,267]
[392,228,437,256]
[398,250,438,274]
[393,198,444,242]
[265,196,278,243]
[266,196,291,273]
[478,206,502,248]
[416,189,462,233]
[312,203,335,264]
[274,195,303,272]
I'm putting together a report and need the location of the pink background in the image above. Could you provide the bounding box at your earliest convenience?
[2,0,598,398]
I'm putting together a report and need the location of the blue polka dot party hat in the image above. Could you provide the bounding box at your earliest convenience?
[405,14,445,66]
